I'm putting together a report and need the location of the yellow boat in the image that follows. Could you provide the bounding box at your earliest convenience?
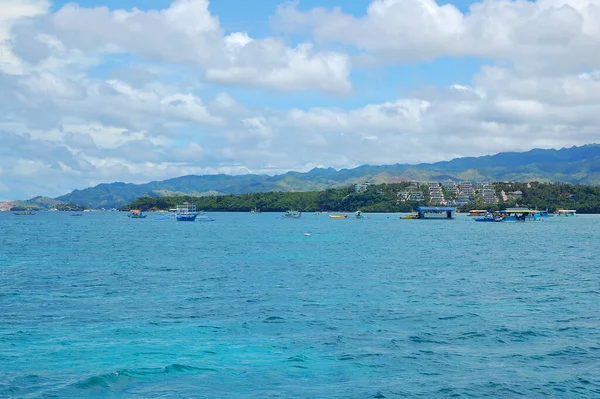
[468,210,489,217]
[329,214,348,219]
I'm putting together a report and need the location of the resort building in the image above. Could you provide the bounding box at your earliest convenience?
[442,179,459,195]
[354,181,370,193]
[478,182,499,204]
[427,182,446,205]
[458,181,474,196]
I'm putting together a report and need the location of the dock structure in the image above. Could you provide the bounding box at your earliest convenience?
[416,206,456,219]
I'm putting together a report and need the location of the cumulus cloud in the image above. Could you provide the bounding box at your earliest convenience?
[274,0,600,73]
[8,0,351,93]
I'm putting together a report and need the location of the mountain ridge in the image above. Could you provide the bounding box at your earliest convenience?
[47,143,600,209]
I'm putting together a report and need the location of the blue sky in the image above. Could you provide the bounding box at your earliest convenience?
[1,0,598,200]
[53,0,485,109]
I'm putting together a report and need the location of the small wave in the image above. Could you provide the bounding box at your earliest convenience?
[73,364,216,390]
[409,334,448,344]
[438,315,463,320]
[263,316,286,323]
[287,355,308,362]
[547,346,588,357]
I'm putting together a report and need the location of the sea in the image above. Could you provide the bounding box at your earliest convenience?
[1,211,599,398]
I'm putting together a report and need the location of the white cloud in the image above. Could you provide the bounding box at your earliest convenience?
[0,0,50,73]
[10,0,351,93]
[274,0,600,73]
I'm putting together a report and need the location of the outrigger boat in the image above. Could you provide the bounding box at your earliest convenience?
[474,212,504,222]
[13,210,35,216]
[176,202,198,222]
[128,209,147,218]
[283,210,302,219]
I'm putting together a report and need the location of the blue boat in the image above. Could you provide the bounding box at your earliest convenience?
[128,209,147,219]
[474,215,504,222]
[499,208,542,221]
[176,202,198,222]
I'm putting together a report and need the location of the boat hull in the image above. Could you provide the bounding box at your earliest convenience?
[176,214,197,221]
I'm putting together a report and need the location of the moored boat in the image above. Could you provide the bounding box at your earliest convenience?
[283,210,302,219]
[499,208,542,221]
[13,210,35,216]
[401,213,418,220]
[128,209,147,218]
[468,209,489,217]
[176,202,198,221]
[555,209,576,217]
[474,213,504,222]
[329,214,347,219]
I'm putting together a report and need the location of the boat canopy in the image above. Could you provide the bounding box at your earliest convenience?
[502,208,539,213]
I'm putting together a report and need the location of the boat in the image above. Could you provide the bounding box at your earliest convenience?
[175,202,198,222]
[499,208,542,221]
[468,210,489,217]
[13,210,35,216]
[128,209,147,219]
[474,213,504,222]
[250,207,262,214]
[354,210,364,219]
[401,213,419,220]
[283,210,302,219]
[71,213,83,217]
[556,209,577,217]
[329,214,348,219]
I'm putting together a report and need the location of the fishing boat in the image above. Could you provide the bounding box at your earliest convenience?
[283,210,301,219]
[176,202,198,222]
[128,209,147,219]
[329,214,348,219]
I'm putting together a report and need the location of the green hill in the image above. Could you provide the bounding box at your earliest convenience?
[50,143,600,209]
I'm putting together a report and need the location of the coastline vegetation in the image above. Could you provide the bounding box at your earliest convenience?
[121,181,600,214]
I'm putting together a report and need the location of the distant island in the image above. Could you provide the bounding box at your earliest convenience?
[5,143,600,210]
[121,181,600,214]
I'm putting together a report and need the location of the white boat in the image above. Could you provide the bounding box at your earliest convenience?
[556,209,576,217]
[283,210,301,219]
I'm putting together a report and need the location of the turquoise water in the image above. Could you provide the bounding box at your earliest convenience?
[1,212,599,398]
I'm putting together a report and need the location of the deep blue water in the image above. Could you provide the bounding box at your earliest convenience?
[1,211,599,398]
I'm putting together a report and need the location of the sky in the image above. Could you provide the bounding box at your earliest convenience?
[2,0,600,199]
